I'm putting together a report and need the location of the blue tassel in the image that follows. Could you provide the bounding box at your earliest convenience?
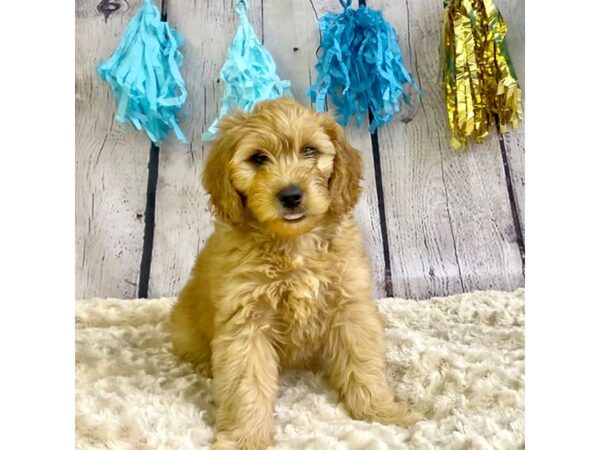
[307,0,420,133]
[202,0,291,141]
[97,0,187,144]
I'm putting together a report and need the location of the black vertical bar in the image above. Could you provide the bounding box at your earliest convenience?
[358,0,394,297]
[368,113,394,298]
[138,143,160,298]
[160,0,168,21]
[138,1,168,298]
[496,119,525,275]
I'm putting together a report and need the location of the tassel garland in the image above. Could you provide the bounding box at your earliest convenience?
[202,0,291,141]
[307,0,419,132]
[441,0,523,148]
[97,0,187,144]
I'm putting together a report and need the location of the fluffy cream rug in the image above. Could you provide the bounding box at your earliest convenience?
[76,290,524,450]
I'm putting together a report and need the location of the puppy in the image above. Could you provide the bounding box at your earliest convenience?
[170,98,420,449]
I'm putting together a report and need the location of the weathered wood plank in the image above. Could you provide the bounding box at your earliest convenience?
[499,126,525,241]
[264,0,387,297]
[148,2,246,297]
[76,0,150,298]
[77,0,525,299]
[346,129,388,298]
[496,0,525,239]
[496,0,525,87]
[375,0,524,298]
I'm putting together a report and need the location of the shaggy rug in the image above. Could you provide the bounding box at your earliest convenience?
[76,289,524,450]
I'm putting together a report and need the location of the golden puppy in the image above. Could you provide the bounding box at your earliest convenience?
[170,98,420,450]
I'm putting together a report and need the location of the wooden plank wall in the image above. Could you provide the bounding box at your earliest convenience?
[75,0,525,300]
[76,0,150,298]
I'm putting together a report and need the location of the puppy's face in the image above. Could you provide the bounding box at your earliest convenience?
[203,98,363,237]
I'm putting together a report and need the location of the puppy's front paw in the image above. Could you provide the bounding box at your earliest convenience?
[349,400,423,428]
[211,433,271,450]
[211,434,236,450]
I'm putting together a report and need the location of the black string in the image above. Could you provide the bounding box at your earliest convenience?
[138,143,160,298]
[496,117,525,276]
[138,1,169,298]
[160,0,168,22]
[357,0,394,297]
[368,111,394,298]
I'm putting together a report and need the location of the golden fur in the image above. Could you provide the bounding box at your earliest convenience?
[170,98,421,450]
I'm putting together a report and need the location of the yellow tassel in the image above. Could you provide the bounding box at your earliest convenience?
[442,0,523,149]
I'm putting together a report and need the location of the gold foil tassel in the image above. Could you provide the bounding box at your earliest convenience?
[442,0,523,148]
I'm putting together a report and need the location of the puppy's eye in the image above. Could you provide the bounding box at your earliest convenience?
[302,146,318,158]
[249,152,269,165]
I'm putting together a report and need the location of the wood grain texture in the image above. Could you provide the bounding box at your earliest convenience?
[375,0,524,298]
[76,0,525,299]
[76,0,150,298]
[264,0,387,298]
[148,1,247,297]
[345,128,388,298]
[496,0,525,239]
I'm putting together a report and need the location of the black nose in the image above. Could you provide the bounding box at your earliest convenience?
[278,185,303,209]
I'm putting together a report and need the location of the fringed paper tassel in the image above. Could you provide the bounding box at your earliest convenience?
[441,0,523,148]
[202,0,291,141]
[307,0,419,133]
[97,0,187,144]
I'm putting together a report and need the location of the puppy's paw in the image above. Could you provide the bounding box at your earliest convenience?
[352,400,423,428]
[211,434,237,450]
[211,433,271,450]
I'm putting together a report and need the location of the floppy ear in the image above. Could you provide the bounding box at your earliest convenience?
[202,114,247,225]
[321,115,363,216]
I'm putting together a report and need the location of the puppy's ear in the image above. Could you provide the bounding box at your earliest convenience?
[321,115,363,216]
[202,113,247,224]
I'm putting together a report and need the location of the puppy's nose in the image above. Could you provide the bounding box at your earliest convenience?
[278,185,303,209]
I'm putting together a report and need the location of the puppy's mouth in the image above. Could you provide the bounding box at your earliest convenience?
[282,212,306,222]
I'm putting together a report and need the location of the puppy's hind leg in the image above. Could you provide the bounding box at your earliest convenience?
[325,300,422,427]
[170,295,212,377]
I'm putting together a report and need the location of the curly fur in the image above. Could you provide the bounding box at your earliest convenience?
[170,98,420,450]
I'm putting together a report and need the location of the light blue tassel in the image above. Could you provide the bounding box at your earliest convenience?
[202,0,291,141]
[97,0,187,144]
[307,0,420,133]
